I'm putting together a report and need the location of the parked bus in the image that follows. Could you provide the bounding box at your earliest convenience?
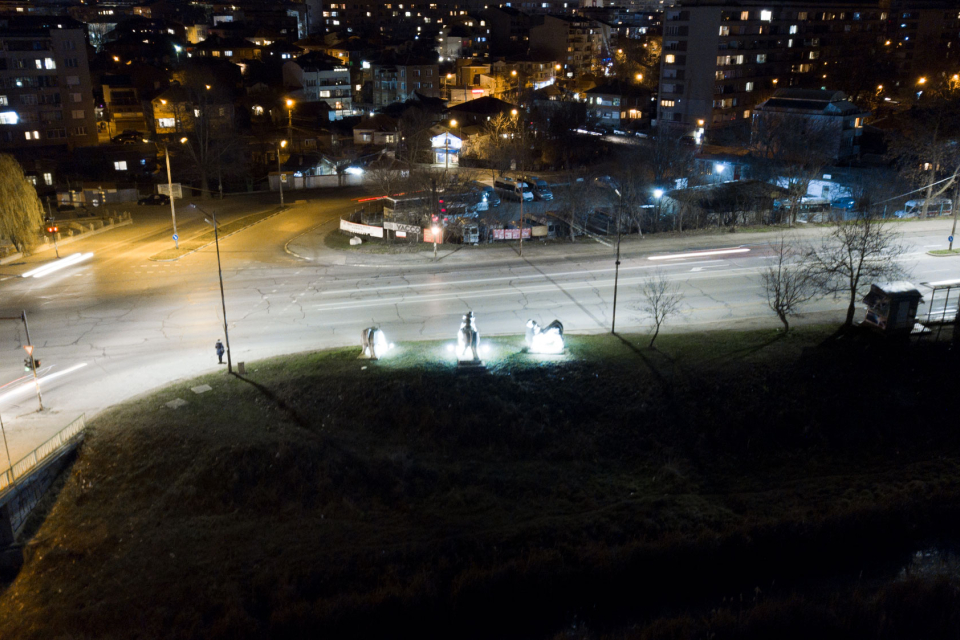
[895,198,952,218]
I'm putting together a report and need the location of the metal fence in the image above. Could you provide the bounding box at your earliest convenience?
[0,414,85,494]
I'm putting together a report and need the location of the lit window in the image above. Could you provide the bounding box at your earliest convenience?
[43,172,52,185]
[0,111,18,124]
[756,53,767,63]
[740,10,749,19]
[745,82,754,91]
[789,24,797,33]
[114,161,128,170]
[0,96,6,106]
[760,10,772,21]
[665,54,675,64]
[157,117,175,128]
[44,58,55,69]
[661,99,675,107]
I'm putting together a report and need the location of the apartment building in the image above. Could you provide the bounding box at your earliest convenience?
[753,88,868,161]
[372,59,440,107]
[529,15,603,78]
[656,0,960,134]
[0,17,98,151]
[283,53,354,119]
[324,1,487,38]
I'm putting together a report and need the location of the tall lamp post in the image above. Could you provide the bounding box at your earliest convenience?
[653,188,664,233]
[277,139,288,208]
[285,98,295,143]
[145,136,188,250]
[611,186,623,334]
[511,108,526,257]
[191,203,233,374]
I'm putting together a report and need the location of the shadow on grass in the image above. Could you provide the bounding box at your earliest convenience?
[612,331,672,390]
[232,373,311,430]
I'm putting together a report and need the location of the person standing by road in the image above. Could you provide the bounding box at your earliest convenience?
[215,340,225,365]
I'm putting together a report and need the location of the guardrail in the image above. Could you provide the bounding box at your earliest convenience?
[0,414,85,494]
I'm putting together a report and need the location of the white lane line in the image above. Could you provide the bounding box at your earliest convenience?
[317,259,731,296]
[648,247,750,261]
[310,271,762,312]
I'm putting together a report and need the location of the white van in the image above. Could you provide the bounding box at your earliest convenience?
[494,177,534,202]
[895,198,952,218]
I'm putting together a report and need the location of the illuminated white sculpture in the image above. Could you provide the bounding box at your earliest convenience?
[457,311,480,361]
[525,319,564,354]
[360,326,389,359]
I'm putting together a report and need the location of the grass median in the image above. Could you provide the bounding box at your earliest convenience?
[149,206,285,261]
[3,326,960,639]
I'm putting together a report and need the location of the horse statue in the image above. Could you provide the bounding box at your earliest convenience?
[457,311,480,362]
[525,319,564,353]
[360,326,388,359]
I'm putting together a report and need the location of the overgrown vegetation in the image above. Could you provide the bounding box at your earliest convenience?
[2,327,960,639]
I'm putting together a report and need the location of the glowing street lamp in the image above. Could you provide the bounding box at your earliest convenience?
[431,225,439,260]
[277,139,288,208]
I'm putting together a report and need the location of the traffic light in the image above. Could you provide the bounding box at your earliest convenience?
[23,356,39,371]
[46,225,58,234]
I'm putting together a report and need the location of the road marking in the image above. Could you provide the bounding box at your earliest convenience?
[649,247,750,261]
[317,260,730,296]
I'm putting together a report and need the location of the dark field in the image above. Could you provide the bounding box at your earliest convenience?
[2,327,960,639]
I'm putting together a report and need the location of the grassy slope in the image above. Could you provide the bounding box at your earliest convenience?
[2,328,960,639]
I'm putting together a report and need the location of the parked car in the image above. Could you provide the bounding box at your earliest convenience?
[524,176,553,201]
[830,197,857,210]
[493,177,533,202]
[112,130,144,145]
[137,193,171,206]
[895,198,952,218]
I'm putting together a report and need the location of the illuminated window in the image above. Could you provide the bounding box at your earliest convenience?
[44,58,55,69]
[740,10,749,19]
[114,161,127,170]
[760,10,772,21]
[157,117,175,128]
[43,172,52,185]
[665,54,675,64]
[660,99,675,107]
[0,111,18,124]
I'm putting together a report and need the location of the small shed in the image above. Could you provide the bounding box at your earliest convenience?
[862,282,924,334]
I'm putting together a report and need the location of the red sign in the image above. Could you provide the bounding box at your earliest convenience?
[423,228,443,244]
[492,228,531,240]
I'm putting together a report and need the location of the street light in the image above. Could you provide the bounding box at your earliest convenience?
[431,225,439,260]
[277,139,287,208]
[446,119,459,171]
[653,188,664,229]
[144,136,187,250]
[191,203,233,374]
[285,98,295,137]
[611,186,623,334]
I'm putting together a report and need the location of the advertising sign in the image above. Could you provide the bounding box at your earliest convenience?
[340,219,384,238]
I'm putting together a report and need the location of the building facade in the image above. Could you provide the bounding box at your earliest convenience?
[529,15,603,78]
[283,53,354,119]
[372,61,440,107]
[656,0,960,135]
[0,17,98,151]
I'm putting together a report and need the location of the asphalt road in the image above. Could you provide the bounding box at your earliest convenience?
[1,188,958,467]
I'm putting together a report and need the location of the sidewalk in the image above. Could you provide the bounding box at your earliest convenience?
[288,218,956,270]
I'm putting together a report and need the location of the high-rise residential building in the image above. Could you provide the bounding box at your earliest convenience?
[324,1,488,37]
[529,15,607,78]
[0,17,98,151]
[656,0,960,135]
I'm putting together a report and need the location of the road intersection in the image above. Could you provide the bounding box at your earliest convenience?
[1,188,957,467]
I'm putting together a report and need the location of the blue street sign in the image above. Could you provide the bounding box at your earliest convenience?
[949,236,954,243]
[172,234,179,241]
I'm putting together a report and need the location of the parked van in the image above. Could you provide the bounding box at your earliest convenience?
[525,176,553,201]
[895,198,953,218]
[494,177,534,202]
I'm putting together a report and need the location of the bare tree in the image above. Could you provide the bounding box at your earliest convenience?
[752,113,837,226]
[760,235,815,333]
[398,106,435,165]
[553,171,596,241]
[0,154,43,253]
[639,268,684,348]
[805,215,909,327]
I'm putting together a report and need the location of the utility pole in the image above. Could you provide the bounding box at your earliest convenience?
[612,188,623,334]
[20,311,42,411]
[0,410,12,478]
[277,140,287,208]
[192,205,233,373]
[164,141,179,250]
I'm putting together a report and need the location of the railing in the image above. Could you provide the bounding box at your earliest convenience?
[0,414,85,494]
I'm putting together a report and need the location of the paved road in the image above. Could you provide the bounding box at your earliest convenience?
[0,189,957,468]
